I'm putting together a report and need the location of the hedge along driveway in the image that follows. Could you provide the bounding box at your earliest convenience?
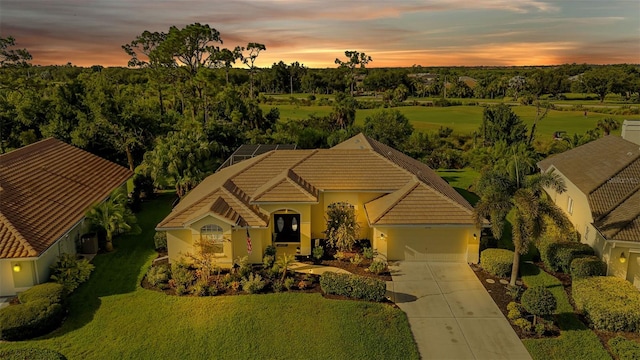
[0,193,419,360]
[520,263,611,360]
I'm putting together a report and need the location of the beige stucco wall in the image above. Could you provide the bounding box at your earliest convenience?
[374,226,478,263]
[627,252,640,289]
[232,228,265,264]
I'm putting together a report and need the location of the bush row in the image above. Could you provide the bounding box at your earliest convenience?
[320,272,386,302]
[569,256,607,278]
[480,248,513,277]
[573,276,640,332]
[0,283,67,341]
[541,241,594,273]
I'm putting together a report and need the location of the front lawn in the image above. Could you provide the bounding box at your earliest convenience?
[0,193,419,360]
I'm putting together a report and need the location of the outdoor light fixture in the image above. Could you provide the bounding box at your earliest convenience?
[12,264,21,273]
[620,252,627,264]
[380,233,385,239]
[473,233,477,240]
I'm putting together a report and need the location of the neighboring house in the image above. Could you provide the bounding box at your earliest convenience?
[157,134,480,267]
[538,135,640,289]
[0,138,132,296]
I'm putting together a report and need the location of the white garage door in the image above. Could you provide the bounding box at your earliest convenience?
[386,227,469,262]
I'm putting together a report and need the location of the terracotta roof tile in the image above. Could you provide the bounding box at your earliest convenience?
[0,138,132,258]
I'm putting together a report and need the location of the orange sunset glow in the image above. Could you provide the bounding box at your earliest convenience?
[1,0,639,68]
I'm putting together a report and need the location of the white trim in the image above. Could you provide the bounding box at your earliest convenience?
[183,212,237,227]
[371,224,475,228]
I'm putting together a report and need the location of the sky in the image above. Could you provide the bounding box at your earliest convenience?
[1,0,639,68]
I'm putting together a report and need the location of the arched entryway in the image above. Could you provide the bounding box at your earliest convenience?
[272,210,301,244]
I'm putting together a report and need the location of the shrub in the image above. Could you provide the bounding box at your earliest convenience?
[146,264,170,289]
[521,286,557,318]
[272,279,284,292]
[362,247,374,260]
[153,231,167,250]
[480,249,513,277]
[284,277,296,290]
[608,336,640,360]
[264,245,276,257]
[192,278,211,296]
[513,317,532,332]
[350,253,363,266]
[320,272,386,302]
[506,284,524,300]
[312,246,324,261]
[325,202,360,251]
[573,276,640,332]
[241,273,266,294]
[171,262,194,291]
[49,253,95,294]
[230,281,241,292]
[570,256,607,278]
[235,256,252,278]
[263,255,275,269]
[334,251,347,261]
[18,283,65,305]
[368,260,387,275]
[507,301,524,321]
[0,348,67,360]
[0,298,65,341]
[542,241,594,273]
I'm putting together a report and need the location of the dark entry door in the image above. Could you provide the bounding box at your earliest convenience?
[274,214,300,243]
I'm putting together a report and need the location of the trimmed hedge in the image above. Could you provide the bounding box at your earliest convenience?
[573,276,640,332]
[608,336,640,360]
[541,241,594,273]
[0,283,67,341]
[570,256,607,278]
[18,282,65,305]
[521,286,557,317]
[480,248,513,277]
[0,348,67,360]
[320,272,386,302]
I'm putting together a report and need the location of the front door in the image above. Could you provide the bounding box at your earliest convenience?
[274,214,300,243]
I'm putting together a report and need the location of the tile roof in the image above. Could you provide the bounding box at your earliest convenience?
[157,133,475,230]
[0,138,132,258]
[538,136,640,243]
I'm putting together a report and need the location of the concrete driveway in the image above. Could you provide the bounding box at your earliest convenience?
[387,261,532,360]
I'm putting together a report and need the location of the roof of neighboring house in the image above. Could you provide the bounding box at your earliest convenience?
[158,133,475,229]
[538,136,640,243]
[217,144,297,171]
[0,138,132,258]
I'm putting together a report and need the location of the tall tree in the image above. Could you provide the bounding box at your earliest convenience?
[241,43,266,97]
[363,109,414,149]
[0,36,32,67]
[474,169,570,286]
[335,50,372,96]
[480,104,527,146]
[155,23,222,76]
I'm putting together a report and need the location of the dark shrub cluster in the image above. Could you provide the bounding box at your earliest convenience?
[320,272,386,302]
[570,256,607,278]
[521,286,557,318]
[480,248,513,277]
[541,242,594,273]
[573,276,640,332]
[49,253,95,294]
[0,283,66,341]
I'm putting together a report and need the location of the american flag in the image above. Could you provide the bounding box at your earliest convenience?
[246,228,252,254]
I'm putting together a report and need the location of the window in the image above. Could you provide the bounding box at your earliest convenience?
[201,224,224,253]
[567,197,574,215]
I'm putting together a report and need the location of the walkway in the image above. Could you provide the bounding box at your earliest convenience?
[289,262,351,275]
[387,261,531,360]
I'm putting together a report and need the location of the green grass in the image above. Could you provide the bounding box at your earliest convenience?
[520,263,611,360]
[0,193,418,360]
[262,103,635,140]
[436,168,480,205]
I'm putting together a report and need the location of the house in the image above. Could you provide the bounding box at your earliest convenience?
[0,138,132,296]
[538,135,640,289]
[156,134,480,267]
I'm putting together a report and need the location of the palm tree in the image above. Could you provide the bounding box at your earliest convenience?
[276,253,296,282]
[474,169,571,286]
[596,117,620,136]
[86,190,140,252]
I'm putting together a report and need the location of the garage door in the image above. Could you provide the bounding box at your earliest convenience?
[386,227,469,262]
